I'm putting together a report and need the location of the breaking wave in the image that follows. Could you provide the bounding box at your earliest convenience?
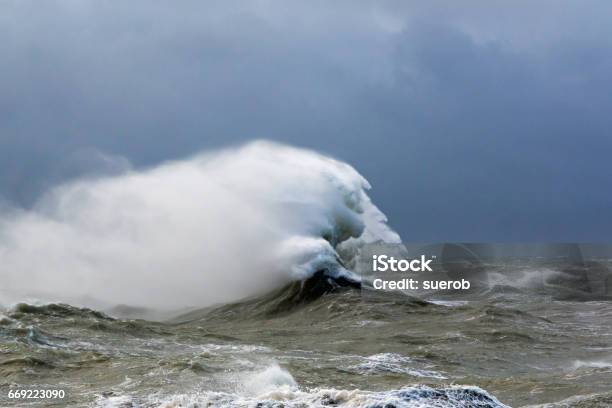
[95,364,508,408]
[100,386,509,408]
[0,141,399,310]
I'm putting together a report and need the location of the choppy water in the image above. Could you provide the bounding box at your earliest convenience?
[2,260,612,408]
[1,144,611,407]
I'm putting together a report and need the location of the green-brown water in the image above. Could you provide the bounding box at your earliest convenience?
[1,261,612,407]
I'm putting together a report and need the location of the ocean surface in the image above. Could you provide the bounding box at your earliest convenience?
[1,143,611,407]
[2,258,612,407]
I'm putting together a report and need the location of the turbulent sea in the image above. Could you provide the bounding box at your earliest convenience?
[1,142,611,407]
[2,260,612,408]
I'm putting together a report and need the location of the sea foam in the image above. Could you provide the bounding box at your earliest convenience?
[0,141,398,310]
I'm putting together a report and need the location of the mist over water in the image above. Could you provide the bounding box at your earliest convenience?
[1,142,611,408]
[0,141,398,310]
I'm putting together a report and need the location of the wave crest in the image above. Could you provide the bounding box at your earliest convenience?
[0,141,398,310]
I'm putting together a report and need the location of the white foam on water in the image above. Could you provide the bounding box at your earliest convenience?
[91,363,509,407]
[352,353,447,379]
[0,141,399,310]
[428,300,470,307]
[571,359,612,370]
[96,385,509,408]
[241,364,298,396]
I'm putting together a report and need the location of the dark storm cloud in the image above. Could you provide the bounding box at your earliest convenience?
[1,1,611,240]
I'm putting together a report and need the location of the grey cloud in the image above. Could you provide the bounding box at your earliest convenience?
[1,1,611,240]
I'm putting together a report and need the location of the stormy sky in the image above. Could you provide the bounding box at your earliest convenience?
[1,1,611,241]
